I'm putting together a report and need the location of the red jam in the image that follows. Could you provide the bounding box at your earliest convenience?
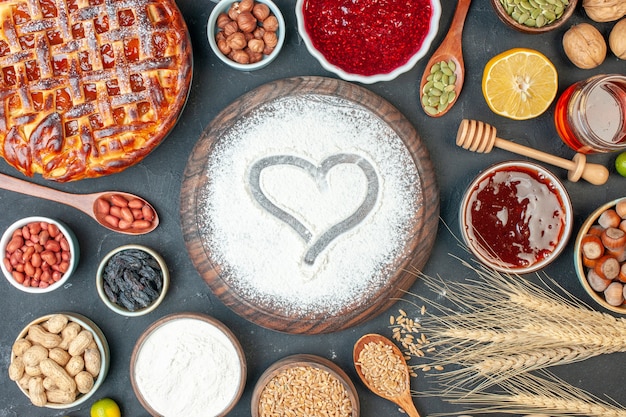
[464,166,567,269]
[302,0,433,76]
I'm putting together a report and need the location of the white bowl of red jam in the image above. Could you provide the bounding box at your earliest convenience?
[460,161,573,274]
[295,0,441,84]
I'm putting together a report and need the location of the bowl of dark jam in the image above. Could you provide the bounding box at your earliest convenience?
[460,161,573,274]
[96,244,169,317]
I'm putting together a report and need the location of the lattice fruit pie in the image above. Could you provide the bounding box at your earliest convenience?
[0,0,192,181]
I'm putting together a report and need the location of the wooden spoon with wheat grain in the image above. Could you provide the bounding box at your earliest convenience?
[353,334,421,417]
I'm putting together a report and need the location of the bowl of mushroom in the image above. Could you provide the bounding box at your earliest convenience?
[8,313,110,408]
[207,0,285,70]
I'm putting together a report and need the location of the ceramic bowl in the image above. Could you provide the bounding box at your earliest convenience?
[460,161,573,274]
[11,313,110,408]
[295,0,441,84]
[1,216,79,293]
[574,197,626,314]
[490,0,578,34]
[207,0,285,71]
[251,354,360,417]
[96,244,169,317]
[131,313,247,417]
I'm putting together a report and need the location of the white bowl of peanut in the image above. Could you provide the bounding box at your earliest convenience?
[207,0,285,71]
[8,313,110,409]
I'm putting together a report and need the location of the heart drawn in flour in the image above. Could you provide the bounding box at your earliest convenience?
[249,154,379,265]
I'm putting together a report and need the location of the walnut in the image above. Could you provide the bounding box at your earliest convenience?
[583,0,626,22]
[609,18,626,59]
[562,23,607,69]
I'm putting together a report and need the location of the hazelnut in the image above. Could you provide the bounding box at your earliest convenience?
[230,49,250,64]
[252,3,270,21]
[226,31,247,50]
[217,37,231,55]
[263,30,278,48]
[223,20,240,37]
[263,45,274,56]
[228,2,241,20]
[562,23,606,69]
[609,18,626,59]
[237,11,257,33]
[253,26,266,39]
[248,38,265,53]
[216,13,232,29]
[262,15,279,32]
[239,0,254,13]
[246,47,263,64]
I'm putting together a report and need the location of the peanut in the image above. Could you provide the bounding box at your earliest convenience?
[18,373,32,390]
[84,347,101,377]
[43,376,58,391]
[95,194,156,231]
[68,330,93,357]
[75,370,94,394]
[22,345,49,367]
[59,321,81,350]
[49,347,71,366]
[44,314,68,334]
[40,358,77,393]
[12,338,32,356]
[28,376,47,407]
[46,389,76,404]
[8,356,25,381]
[27,324,61,349]
[24,364,43,377]
[65,355,84,377]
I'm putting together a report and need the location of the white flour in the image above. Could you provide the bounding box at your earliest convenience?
[134,318,242,417]
[198,94,421,316]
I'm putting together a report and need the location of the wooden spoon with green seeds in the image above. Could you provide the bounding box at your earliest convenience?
[419,0,472,117]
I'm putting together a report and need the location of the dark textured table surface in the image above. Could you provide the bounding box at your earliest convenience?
[1,1,625,416]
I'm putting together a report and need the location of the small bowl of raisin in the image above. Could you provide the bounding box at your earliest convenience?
[96,244,169,317]
[207,0,285,71]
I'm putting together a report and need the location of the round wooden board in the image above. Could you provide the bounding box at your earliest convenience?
[180,76,439,334]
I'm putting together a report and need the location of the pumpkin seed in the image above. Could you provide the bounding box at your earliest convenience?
[501,0,566,27]
[421,59,458,116]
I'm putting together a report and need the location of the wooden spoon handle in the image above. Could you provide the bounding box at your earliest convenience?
[396,394,421,417]
[0,172,94,215]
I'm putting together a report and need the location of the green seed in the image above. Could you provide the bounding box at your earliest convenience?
[424,106,438,115]
[447,91,456,104]
[430,63,440,74]
[429,88,442,97]
[444,84,456,92]
[423,81,434,94]
[449,60,456,71]
[428,95,439,106]
[433,71,443,82]
[440,91,449,106]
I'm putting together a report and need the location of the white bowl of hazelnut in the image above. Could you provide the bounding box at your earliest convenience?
[207,0,285,71]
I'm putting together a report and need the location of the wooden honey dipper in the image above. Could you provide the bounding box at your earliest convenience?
[456,119,609,185]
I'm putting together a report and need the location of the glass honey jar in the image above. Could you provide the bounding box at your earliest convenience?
[554,74,626,154]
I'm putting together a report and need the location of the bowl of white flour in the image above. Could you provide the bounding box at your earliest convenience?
[130,312,247,417]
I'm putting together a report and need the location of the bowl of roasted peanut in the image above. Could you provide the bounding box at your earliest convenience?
[8,313,110,408]
[207,0,285,71]
[1,216,79,294]
[574,197,626,314]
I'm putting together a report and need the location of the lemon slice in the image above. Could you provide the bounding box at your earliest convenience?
[482,48,558,120]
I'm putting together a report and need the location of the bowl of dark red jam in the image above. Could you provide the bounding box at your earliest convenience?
[295,0,441,84]
[96,244,169,317]
[460,161,573,274]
